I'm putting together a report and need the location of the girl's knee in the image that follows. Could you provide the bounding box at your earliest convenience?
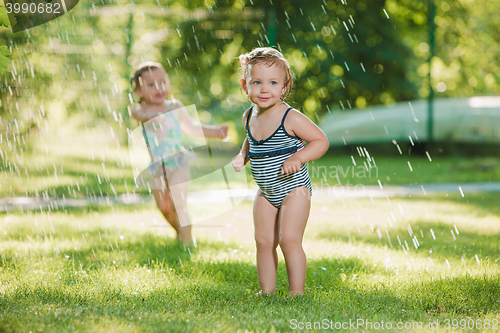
[156,198,173,214]
[279,234,301,252]
[255,234,278,250]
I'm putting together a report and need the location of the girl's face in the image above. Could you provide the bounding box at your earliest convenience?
[240,63,286,110]
[135,68,169,105]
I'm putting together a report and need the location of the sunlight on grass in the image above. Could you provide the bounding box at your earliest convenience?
[310,155,500,186]
[0,132,255,198]
[1,130,499,331]
[3,130,500,200]
[1,193,499,332]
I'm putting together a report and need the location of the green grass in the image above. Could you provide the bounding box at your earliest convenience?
[309,154,500,187]
[0,133,257,198]
[1,130,499,331]
[1,193,499,332]
[2,135,500,200]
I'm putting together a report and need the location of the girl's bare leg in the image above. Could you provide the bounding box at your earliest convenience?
[278,186,311,295]
[167,165,192,244]
[152,185,185,242]
[152,165,192,245]
[253,190,280,294]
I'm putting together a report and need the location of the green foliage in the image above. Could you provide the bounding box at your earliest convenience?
[0,44,11,73]
[386,0,500,97]
[0,0,499,145]
[171,0,419,120]
[0,5,11,74]
[0,4,11,27]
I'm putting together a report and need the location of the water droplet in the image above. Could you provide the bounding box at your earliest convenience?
[408,102,419,122]
[425,151,432,161]
[407,224,413,237]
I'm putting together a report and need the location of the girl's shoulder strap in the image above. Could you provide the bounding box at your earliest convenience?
[245,106,254,128]
[164,99,174,112]
[281,106,294,126]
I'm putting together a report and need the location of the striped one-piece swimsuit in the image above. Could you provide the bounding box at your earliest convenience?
[246,106,312,208]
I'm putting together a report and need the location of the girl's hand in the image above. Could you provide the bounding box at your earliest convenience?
[132,103,142,113]
[281,155,302,174]
[131,103,152,122]
[232,153,245,172]
[218,124,228,139]
[132,103,169,122]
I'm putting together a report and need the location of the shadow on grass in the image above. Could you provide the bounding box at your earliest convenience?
[314,193,500,262]
[60,237,198,270]
[420,193,500,218]
[193,256,383,294]
[311,273,500,320]
[1,259,499,332]
[317,218,500,262]
[0,224,195,270]
[3,154,145,197]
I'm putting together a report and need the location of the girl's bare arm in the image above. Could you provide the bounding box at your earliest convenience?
[231,109,251,172]
[231,136,249,172]
[239,136,250,162]
[131,104,151,122]
[281,110,329,174]
[175,101,227,139]
[131,104,165,122]
[239,108,251,164]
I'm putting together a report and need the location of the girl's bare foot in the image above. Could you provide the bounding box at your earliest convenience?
[175,234,192,246]
[176,226,192,245]
[255,289,274,296]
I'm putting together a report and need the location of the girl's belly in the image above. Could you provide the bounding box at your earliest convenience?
[250,153,310,194]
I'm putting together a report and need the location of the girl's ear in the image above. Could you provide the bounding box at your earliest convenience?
[282,81,290,97]
[135,87,144,99]
[239,79,248,93]
[135,76,145,98]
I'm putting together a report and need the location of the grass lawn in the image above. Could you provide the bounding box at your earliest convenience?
[2,133,500,199]
[1,192,499,332]
[1,130,499,331]
[309,153,500,187]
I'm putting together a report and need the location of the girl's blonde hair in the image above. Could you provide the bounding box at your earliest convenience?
[131,62,169,102]
[239,47,294,99]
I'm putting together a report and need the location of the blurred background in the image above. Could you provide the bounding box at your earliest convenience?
[0,0,499,200]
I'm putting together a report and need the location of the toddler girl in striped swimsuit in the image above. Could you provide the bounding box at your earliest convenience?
[231,47,329,295]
